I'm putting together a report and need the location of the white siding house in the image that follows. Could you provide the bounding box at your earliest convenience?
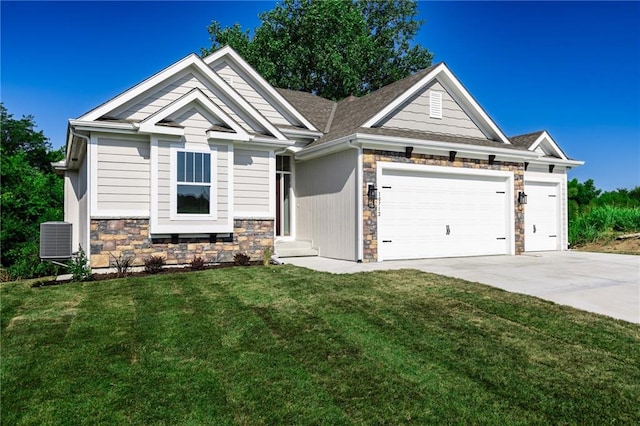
[55,47,582,268]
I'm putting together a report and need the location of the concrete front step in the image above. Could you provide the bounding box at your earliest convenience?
[275,241,319,258]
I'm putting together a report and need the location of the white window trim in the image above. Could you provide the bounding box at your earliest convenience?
[170,144,217,221]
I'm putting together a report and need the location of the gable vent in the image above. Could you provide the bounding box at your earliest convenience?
[40,222,73,260]
[430,91,442,119]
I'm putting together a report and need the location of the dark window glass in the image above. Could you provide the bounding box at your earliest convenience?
[177,152,185,182]
[177,185,210,214]
[203,153,210,183]
[276,155,291,172]
[195,152,203,182]
[186,152,194,182]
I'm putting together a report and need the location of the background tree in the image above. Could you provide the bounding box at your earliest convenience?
[1,104,64,279]
[202,0,433,100]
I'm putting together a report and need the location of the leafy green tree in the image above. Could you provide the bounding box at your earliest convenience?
[202,0,433,100]
[1,104,64,279]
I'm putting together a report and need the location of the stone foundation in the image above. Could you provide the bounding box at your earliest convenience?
[362,149,525,262]
[89,218,274,268]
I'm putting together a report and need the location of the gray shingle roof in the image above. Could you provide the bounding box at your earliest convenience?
[275,88,335,131]
[277,68,558,156]
[509,131,545,149]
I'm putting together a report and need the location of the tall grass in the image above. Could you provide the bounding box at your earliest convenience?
[569,205,640,245]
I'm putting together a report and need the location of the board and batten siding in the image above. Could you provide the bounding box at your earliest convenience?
[381,81,486,139]
[524,165,569,250]
[213,62,291,127]
[296,149,358,261]
[96,138,150,213]
[109,70,254,133]
[234,149,270,216]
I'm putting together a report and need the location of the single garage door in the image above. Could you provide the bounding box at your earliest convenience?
[524,181,559,252]
[378,168,511,260]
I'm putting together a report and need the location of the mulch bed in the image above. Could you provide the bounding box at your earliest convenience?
[31,261,265,288]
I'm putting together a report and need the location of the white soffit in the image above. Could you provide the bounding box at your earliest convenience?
[203,46,319,132]
[362,63,511,145]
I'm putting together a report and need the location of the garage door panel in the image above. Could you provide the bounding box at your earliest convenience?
[379,168,510,260]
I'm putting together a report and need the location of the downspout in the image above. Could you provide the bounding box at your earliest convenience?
[69,128,92,261]
[347,140,364,262]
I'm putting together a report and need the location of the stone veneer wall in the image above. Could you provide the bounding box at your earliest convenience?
[362,149,525,262]
[89,218,273,268]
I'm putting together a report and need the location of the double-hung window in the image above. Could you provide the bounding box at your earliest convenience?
[176,151,211,215]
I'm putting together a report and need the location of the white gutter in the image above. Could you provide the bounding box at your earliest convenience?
[358,134,541,160]
[69,119,138,132]
[527,157,584,167]
[279,127,323,139]
[347,140,364,262]
[295,134,355,161]
[296,132,542,162]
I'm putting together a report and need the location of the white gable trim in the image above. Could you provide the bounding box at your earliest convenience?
[203,46,319,132]
[79,53,287,141]
[362,63,511,145]
[528,131,568,160]
[138,88,250,141]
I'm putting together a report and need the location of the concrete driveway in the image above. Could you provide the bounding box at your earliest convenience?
[283,251,640,324]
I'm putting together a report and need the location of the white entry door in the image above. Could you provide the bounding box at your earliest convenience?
[524,181,559,251]
[378,167,511,260]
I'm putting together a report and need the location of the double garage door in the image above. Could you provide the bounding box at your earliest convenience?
[378,166,512,260]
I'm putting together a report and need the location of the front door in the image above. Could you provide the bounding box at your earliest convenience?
[275,155,292,237]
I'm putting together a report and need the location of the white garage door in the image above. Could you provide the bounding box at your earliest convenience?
[378,168,511,260]
[524,181,559,252]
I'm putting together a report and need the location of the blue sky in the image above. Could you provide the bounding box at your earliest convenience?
[2,1,639,190]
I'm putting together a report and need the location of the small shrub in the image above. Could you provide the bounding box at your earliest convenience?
[144,255,165,274]
[263,247,272,266]
[110,252,134,278]
[68,245,91,282]
[190,256,205,270]
[233,252,250,266]
[6,241,59,281]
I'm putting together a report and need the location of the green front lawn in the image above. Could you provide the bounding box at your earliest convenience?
[2,266,639,424]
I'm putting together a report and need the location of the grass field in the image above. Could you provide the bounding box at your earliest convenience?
[2,266,639,424]
[569,205,640,246]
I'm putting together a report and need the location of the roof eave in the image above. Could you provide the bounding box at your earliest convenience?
[296,132,541,162]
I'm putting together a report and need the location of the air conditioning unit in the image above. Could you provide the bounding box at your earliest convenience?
[40,222,73,260]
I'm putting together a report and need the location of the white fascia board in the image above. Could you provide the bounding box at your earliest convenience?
[204,46,319,132]
[69,119,138,132]
[138,88,250,139]
[186,56,287,140]
[297,132,540,162]
[279,127,324,138]
[528,157,584,167]
[358,134,539,161]
[528,131,568,160]
[362,64,444,128]
[80,54,202,121]
[78,52,287,141]
[362,63,511,145]
[294,135,355,161]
